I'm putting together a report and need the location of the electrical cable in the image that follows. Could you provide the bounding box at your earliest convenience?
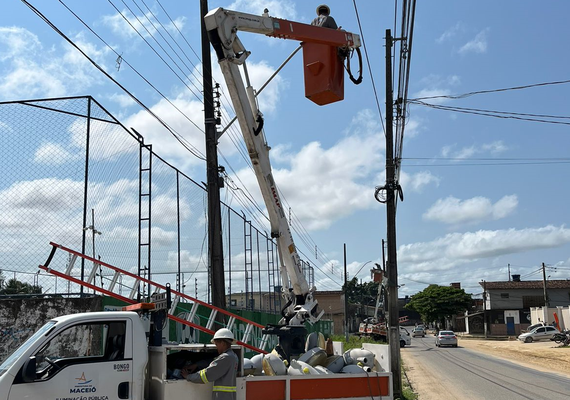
[409,79,570,101]
[108,0,202,101]
[408,100,570,126]
[54,0,206,160]
[138,0,203,79]
[351,0,386,135]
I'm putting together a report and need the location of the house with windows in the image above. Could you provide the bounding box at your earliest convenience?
[479,275,570,336]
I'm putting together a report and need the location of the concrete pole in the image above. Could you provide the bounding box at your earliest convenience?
[385,29,401,398]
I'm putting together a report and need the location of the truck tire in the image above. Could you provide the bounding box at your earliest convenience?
[400,340,405,348]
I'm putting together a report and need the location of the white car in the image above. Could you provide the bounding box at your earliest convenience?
[518,326,560,343]
[400,327,411,347]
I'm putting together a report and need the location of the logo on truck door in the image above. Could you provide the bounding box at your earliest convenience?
[69,372,97,393]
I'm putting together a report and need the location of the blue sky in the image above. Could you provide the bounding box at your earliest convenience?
[1,0,570,299]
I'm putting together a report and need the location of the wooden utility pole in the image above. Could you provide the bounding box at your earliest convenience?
[344,243,349,341]
[385,29,401,398]
[482,280,488,339]
[201,0,226,315]
[542,263,549,307]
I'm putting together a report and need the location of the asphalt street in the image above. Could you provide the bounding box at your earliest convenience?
[403,335,570,400]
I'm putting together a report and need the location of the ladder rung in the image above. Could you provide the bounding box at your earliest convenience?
[65,254,77,275]
[129,280,141,299]
[187,302,199,323]
[259,334,270,351]
[226,316,235,331]
[87,263,98,284]
[108,270,121,292]
[242,324,253,343]
[169,295,180,315]
[206,310,217,330]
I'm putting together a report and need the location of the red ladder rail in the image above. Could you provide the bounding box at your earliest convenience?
[39,242,270,354]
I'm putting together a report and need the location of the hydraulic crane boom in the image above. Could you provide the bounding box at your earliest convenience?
[204,7,361,326]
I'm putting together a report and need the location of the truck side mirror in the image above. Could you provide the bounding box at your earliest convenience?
[21,356,37,383]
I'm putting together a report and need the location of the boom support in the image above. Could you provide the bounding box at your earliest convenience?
[204,8,361,326]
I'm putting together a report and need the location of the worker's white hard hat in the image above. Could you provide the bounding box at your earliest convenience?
[316,4,330,15]
[211,328,235,343]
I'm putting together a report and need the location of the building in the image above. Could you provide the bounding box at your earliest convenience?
[226,290,346,335]
[480,275,570,336]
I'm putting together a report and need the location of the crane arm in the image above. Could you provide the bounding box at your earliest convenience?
[204,8,360,326]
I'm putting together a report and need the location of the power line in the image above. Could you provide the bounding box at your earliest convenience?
[138,0,203,78]
[408,100,570,126]
[28,0,206,161]
[402,160,570,167]
[409,79,570,101]
[351,0,385,135]
[107,0,203,101]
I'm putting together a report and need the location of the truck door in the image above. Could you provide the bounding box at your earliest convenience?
[9,320,133,400]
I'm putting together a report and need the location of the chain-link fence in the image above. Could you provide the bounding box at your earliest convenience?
[0,96,292,313]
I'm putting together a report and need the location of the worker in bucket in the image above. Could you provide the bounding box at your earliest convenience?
[311,4,338,29]
[182,328,238,400]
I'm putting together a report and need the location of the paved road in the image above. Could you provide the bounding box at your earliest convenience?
[403,335,570,400]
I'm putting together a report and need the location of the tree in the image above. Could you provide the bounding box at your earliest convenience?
[343,277,381,306]
[405,285,472,328]
[0,278,42,295]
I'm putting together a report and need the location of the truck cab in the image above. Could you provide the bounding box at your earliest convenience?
[0,312,147,400]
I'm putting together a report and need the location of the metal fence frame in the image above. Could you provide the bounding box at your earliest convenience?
[0,96,306,313]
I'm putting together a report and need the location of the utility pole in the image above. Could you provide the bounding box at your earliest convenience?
[344,243,349,341]
[508,263,511,281]
[482,280,487,339]
[385,29,401,398]
[201,0,226,317]
[542,262,549,307]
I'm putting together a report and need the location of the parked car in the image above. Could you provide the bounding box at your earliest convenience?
[522,322,546,333]
[400,326,411,347]
[412,326,426,337]
[435,330,458,347]
[518,326,560,343]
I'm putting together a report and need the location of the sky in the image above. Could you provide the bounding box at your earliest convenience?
[1,0,570,300]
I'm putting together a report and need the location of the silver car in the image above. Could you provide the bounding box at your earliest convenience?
[435,330,458,347]
[518,326,560,343]
[412,326,426,337]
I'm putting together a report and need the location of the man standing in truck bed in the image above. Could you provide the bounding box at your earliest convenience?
[183,328,238,400]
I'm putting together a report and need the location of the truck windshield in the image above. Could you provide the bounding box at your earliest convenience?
[0,321,56,377]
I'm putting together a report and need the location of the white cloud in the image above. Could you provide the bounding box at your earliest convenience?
[34,143,78,165]
[441,140,508,159]
[108,93,136,108]
[400,171,440,193]
[423,195,517,225]
[412,75,461,103]
[0,28,109,100]
[436,22,464,44]
[232,109,384,230]
[459,29,489,55]
[399,225,570,273]
[101,9,187,41]
[227,0,297,20]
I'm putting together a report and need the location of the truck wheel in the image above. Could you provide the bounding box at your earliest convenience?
[400,340,405,348]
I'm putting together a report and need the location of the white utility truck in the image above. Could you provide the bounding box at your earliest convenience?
[0,308,392,400]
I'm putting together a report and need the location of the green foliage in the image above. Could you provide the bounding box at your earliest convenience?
[329,334,382,350]
[0,278,42,295]
[343,277,381,306]
[404,284,471,325]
